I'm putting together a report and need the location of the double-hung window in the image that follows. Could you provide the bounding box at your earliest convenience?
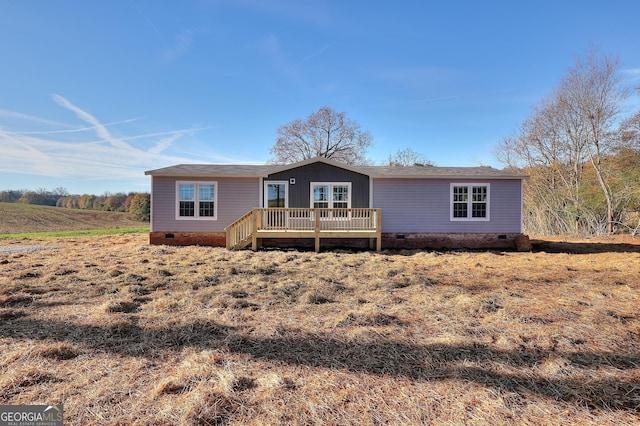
[450,183,490,221]
[312,185,330,209]
[176,181,217,220]
[311,183,351,215]
[332,185,349,209]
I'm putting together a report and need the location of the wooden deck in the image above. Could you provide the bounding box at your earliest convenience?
[225,208,382,252]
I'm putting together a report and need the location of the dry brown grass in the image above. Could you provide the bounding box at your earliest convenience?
[0,234,639,425]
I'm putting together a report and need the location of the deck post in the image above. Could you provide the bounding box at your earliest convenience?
[251,209,258,251]
[314,208,321,252]
[376,209,382,251]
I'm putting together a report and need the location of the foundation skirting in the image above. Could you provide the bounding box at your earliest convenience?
[149,231,529,251]
[381,232,523,250]
[149,232,226,247]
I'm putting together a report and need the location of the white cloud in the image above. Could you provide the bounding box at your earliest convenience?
[0,128,174,179]
[51,94,134,150]
[0,96,261,193]
[15,117,144,135]
[0,97,208,181]
[148,131,188,154]
[0,109,72,128]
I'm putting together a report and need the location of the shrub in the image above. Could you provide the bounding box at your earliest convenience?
[129,193,150,221]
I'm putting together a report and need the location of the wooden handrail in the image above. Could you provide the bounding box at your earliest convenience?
[224,209,255,249]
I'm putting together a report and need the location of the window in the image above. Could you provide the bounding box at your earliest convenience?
[452,186,468,218]
[265,182,288,208]
[199,184,216,217]
[332,185,349,208]
[471,186,487,218]
[310,183,351,209]
[313,185,329,208]
[450,183,489,221]
[176,181,217,220]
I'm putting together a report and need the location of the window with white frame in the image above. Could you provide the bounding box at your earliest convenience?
[176,181,217,220]
[450,183,490,221]
[311,182,351,209]
[312,184,329,209]
[332,184,349,208]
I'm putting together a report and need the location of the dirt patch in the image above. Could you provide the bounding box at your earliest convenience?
[0,245,59,254]
[531,236,640,254]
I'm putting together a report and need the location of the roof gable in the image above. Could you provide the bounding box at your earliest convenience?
[266,156,369,176]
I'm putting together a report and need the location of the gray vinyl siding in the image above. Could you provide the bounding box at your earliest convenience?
[267,162,369,208]
[151,176,259,232]
[373,179,522,233]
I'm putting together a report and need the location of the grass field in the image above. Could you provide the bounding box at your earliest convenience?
[0,202,148,237]
[0,231,638,425]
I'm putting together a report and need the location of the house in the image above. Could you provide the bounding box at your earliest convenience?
[144,157,528,251]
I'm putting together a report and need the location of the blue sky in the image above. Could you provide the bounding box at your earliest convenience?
[1,0,639,195]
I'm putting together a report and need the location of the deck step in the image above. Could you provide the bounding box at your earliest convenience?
[231,235,253,250]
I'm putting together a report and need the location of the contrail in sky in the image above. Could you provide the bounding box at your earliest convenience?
[129,0,164,41]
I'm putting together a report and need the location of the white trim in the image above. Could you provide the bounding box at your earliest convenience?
[449,183,490,221]
[149,176,154,232]
[369,178,374,208]
[175,181,218,221]
[310,182,352,208]
[264,181,289,208]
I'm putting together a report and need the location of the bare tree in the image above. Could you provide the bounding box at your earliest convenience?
[496,50,632,235]
[619,111,640,150]
[269,106,373,165]
[496,96,588,234]
[387,148,434,166]
[558,51,630,233]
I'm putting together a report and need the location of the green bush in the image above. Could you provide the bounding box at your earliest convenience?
[129,193,150,221]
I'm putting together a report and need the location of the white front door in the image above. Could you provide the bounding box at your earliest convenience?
[264,181,288,208]
[263,181,289,228]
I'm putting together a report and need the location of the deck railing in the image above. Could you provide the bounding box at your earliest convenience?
[225,210,254,250]
[258,208,379,231]
[225,208,382,251]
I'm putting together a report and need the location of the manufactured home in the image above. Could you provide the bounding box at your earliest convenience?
[145,157,527,251]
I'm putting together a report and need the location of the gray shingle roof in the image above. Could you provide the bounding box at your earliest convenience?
[360,165,526,179]
[144,164,275,177]
[145,158,527,180]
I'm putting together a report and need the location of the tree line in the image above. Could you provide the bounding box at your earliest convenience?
[0,188,150,221]
[496,50,640,236]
